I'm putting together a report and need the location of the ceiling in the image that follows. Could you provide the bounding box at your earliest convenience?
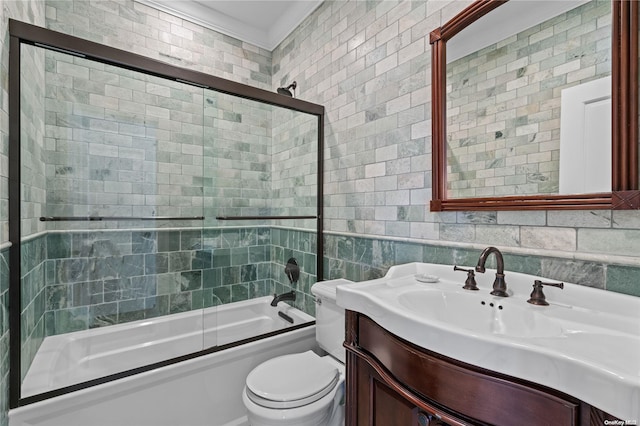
[138,0,324,51]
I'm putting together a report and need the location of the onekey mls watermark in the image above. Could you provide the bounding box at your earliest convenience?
[604,420,637,425]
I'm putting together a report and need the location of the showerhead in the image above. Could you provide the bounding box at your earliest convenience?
[276,81,297,97]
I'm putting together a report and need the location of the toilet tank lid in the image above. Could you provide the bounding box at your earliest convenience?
[311,279,353,299]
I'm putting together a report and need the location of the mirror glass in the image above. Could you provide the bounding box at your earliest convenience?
[445,0,612,199]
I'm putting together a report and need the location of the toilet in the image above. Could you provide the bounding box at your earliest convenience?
[242,279,349,426]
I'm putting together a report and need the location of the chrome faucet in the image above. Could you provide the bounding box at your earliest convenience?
[270,290,296,307]
[475,246,508,297]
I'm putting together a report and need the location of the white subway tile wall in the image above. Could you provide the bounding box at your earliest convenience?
[270,0,640,263]
[45,52,206,223]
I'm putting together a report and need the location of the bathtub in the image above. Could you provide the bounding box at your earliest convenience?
[11,297,316,426]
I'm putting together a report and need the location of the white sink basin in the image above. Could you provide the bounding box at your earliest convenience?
[397,289,564,338]
[336,262,640,421]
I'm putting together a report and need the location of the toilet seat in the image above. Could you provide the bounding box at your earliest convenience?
[245,351,339,409]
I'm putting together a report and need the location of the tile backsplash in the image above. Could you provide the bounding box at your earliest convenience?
[323,232,640,298]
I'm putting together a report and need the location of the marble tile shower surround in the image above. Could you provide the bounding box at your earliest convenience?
[204,92,272,219]
[44,0,273,92]
[9,0,287,422]
[21,44,47,239]
[24,227,317,331]
[44,52,276,226]
[41,48,318,228]
[15,6,319,410]
[44,51,206,220]
[271,108,319,224]
[446,1,611,198]
[205,92,317,223]
[18,226,317,385]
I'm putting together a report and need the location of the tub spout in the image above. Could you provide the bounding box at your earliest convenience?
[271,290,296,307]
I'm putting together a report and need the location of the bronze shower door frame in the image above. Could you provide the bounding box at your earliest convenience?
[8,19,325,409]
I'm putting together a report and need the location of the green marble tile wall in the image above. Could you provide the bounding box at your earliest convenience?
[15,226,316,394]
[18,226,317,342]
[19,237,46,381]
[23,227,316,340]
[323,233,640,298]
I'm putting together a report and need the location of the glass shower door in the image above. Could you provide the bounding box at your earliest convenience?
[19,43,209,397]
[201,89,319,349]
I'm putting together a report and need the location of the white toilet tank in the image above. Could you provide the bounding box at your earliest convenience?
[311,279,350,364]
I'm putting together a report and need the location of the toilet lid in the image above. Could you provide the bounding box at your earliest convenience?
[246,351,339,409]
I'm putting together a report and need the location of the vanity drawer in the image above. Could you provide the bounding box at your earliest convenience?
[356,315,580,426]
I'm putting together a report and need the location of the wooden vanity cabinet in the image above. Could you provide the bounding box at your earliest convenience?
[344,311,621,426]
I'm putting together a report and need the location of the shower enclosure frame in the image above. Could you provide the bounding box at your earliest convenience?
[8,19,325,409]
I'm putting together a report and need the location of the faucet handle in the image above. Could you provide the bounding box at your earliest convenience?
[527,280,564,306]
[453,266,479,291]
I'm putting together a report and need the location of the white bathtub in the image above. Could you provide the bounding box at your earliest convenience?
[11,297,317,426]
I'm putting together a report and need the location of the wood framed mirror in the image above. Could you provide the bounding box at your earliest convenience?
[430,0,639,211]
